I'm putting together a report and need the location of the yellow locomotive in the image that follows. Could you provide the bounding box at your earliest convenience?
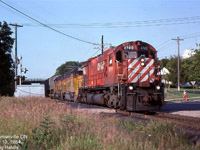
[49,66,83,101]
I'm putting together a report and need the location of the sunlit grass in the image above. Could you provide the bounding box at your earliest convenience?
[0,96,198,150]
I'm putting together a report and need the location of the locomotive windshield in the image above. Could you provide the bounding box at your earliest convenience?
[124,51,137,59]
[138,52,148,57]
[138,51,155,59]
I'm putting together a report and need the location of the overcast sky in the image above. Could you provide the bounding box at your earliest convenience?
[1,0,200,78]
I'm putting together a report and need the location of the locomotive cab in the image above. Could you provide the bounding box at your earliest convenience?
[112,41,164,111]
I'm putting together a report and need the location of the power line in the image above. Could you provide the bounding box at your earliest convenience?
[18,15,200,29]
[91,49,102,58]
[0,0,112,68]
[156,39,171,49]
[77,45,94,62]
[21,20,200,28]
[181,33,200,39]
[157,41,176,52]
[157,30,200,60]
[157,31,200,52]
[0,0,98,45]
[180,31,200,38]
[184,34,200,40]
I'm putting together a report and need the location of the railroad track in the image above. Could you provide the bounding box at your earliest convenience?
[54,99,200,132]
[55,99,200,144]
[116,110,200,132]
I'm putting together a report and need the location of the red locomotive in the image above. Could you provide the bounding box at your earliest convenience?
[47,41,165,111]
[78,41,164,111]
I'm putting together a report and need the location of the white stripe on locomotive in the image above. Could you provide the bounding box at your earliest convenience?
[129,59,154,83]
[140,67,155,82]
[128,58,140,70]
[128,58,148,81]
[128,58,148,80]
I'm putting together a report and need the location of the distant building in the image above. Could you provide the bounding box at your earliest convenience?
[14,84,45,97]
[160,67,172,85]
[160,67,169,75]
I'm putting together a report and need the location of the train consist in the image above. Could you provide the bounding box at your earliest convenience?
[46,41,165,111]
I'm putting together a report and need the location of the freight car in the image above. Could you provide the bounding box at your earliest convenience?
[48,41,165,111]
[45,75,61,98]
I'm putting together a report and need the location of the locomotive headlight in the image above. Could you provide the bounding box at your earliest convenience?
[156,85,161,90]
[141,58,145,66]
[129,86,133,90]
[141,62,145,66]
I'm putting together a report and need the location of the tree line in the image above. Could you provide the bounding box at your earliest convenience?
[160,44,200,88]
[0,21,15,96]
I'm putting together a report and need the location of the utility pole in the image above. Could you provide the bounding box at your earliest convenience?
[172,37,184,91]
[19,55,28,85]
[19,55,22,85]
[9,23,23,90]
[101,35,104,55]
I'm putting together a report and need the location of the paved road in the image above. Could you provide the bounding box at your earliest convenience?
[159,100,200,118]
[61,100,200,118]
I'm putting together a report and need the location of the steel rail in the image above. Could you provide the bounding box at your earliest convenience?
[116,110,200,132]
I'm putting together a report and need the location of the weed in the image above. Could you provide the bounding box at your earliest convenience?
[66,134,103,150]
[31,116,61,150]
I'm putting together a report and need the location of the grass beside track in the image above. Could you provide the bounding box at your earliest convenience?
[165,88,200,101]
[0,97,199,150]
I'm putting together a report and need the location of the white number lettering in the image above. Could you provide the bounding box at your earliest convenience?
[97,61,105,71]
[123,46,134,50]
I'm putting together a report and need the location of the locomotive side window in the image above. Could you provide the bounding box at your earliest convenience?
[150,51,155,59]
[116,50,122,62]
[109,56,113,65]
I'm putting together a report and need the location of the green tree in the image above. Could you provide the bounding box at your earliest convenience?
[166,45,200,88]
[165,55,186,86]
[0,21,15,96]
[165,56,178,86]
[160,57,169,68]
[187,44,200,88]
[55,61,80,75]
[181,58,191,84]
